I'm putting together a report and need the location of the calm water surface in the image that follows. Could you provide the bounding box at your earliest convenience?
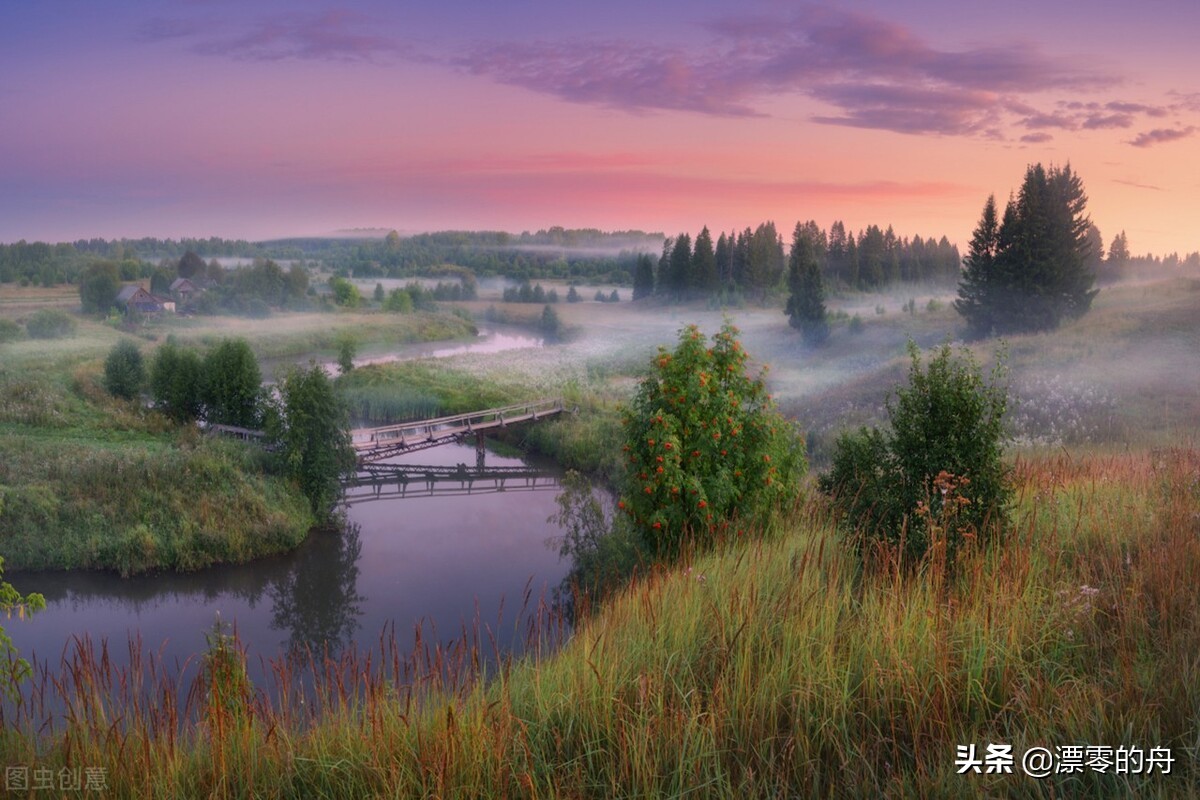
[4,443,570,688]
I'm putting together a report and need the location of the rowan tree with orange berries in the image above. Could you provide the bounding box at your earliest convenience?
[619,322,805,557]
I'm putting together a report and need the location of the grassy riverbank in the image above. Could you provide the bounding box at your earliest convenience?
[0,291,482,574]
[3,446,1197,797]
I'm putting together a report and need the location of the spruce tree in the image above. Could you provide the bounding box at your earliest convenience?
[955,163,1098,337]
[954,194,1001,338]
[668,233,692,299]
[692,226,718,295]
[632,254,655,299]
[714,232,732,288]
[785,222,830,345]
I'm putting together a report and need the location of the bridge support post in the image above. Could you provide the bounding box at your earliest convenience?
[475,432,486,471]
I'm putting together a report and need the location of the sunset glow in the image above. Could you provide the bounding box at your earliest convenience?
[3,0,1199,254]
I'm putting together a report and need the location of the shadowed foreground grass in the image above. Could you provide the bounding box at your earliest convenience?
[2,447,1197,797]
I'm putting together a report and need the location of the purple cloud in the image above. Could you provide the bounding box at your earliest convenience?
[1105,101,1167,117]
[810,83,999,135]
[1128,126,1197,148]
[1020,132,1054,144]
[136,18,212,43]
[1081,113,1134,130]
[461,41,761,117]
[459,5,1123,139]
[140,11,396,63]
[1021,112,1078,130]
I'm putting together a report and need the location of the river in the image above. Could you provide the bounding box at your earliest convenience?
[3,330,573,713]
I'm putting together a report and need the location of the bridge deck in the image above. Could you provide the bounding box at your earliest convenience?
[343,462,561,503]
[352,398,564,463]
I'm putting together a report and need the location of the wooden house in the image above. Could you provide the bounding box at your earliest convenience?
[169,277,199,302]
[115,285,175,314]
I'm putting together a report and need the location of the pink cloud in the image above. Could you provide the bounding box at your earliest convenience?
[459,5,1119,139]
[141,10,397,63]
[1128,126,1197,148]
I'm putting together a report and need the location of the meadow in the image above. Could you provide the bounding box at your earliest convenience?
[1,275,1198,796]
[0,287,479,573]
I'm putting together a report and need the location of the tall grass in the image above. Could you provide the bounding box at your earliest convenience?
[2,448,1196,796]
[335,361,521,424]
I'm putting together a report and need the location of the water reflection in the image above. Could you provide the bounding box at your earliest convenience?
[3,443,570,692]
[269,524,364,657]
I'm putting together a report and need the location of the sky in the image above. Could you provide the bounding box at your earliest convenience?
[2,0,1199,255]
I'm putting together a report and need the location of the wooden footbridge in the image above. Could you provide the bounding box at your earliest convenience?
[344,462,562,504]
[351,398,566,464]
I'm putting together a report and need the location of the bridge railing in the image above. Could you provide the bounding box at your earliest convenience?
[351,398,564,450]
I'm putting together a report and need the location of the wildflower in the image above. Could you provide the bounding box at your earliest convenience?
[664,442,673,450]
[698,500,707,509]
[617,500,626,509]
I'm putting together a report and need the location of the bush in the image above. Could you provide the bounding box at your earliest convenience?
[848,315,864,334]
[25,309,76,339]
[0,319,21,343]
[539,304,562,339]
[150,341,204,422]
[819,342,1011,569]
[329,276,361,307]
[0,554,45,701]
[103,339,146,400]
[202,339,262,427]
[269,363,355,521]
[383,288,414,314]
[336,335,357,374]
[619,322,805,558]
[79,262,121,314]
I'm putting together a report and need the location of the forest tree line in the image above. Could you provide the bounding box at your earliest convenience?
[635,221,965,302]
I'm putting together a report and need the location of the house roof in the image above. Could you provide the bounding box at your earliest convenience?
[169,277,196,291]
[116,285,144,302]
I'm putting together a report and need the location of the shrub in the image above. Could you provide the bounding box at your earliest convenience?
[269,363,355,521]
[383,288,414,314]
[336,335,357,375]
[329,276,361,307]
[0,319,21,343]
[620,322,805,558]
[78,262,121,314]
[150,341,205,422]
[819,342,1011,569]
[103,339,146,400]
[540,304,562,339]
[202,339,262,427]
[0,554,45,702]
[25,309,76,339]
[848,314,864,334]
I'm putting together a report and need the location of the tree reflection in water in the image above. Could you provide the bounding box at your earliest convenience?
[268,523,364,657]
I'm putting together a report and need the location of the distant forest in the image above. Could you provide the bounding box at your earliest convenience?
[1,224,1196,290]
[644,222,965,305]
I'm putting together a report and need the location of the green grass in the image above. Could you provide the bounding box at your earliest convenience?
[335,359,521,422]
[0,334,316,575]
[160,309,478,360]
[0,433,313,575]
[2,447,1196,797]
